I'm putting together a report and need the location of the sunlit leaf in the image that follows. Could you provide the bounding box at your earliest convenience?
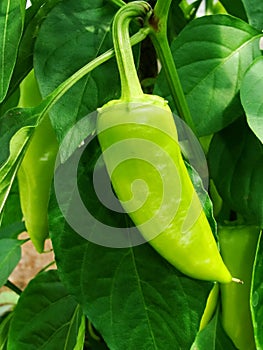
[155,15,262,135]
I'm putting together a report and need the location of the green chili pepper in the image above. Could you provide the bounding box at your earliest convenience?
[219,224,261,350]
[96,2,236,283]
[17,70,58,253]
[199,282,219,330]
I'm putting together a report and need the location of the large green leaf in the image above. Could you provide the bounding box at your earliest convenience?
[155,15,262,136]
[190,309,237,349]
[240,56,263,143]
[34,0,121,143]
[0,238,23,287]
[49,138,212,350]
[208,117,263,226]
[251,231,263,349]
[7,270,83,350]
[50,219,212,350]
[0,0,26,102]
[241,0,263,30]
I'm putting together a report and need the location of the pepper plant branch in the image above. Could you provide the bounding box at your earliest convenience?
[150,33,196,133]
[112,1,152,101]
[153,0,172,24]
[109,0,126,8]
[205,0,214,14]
[37,26,150,119]
[148,2,197,133]
[37,260,56,274]
[5,280,22,295]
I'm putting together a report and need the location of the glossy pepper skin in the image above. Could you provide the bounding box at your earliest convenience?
[219,224,261,350]
[97,97,233,283]
[96,1,233,283]
[17,70,58,252]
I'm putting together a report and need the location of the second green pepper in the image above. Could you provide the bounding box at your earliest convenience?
[219,224,261,350]
[17,70,59,253]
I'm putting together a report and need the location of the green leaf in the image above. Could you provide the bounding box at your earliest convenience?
[0,0,26,102]
[0,222,25,239]
[185,162,217,238]
[0,123,34,215]
[251,231,263,349]
[49,139,212,350]
[7,270,84,350]
[0,100,50,217]
[0,238,22,287]
[240,56,263,143]
[0,105,42,165]
[0,313,13,350]
[167,0,201,41]
[155,15,262,135]
[0,178,23,231]
[208,117,263,226]
[174,116,216,235]
[241,0,263,31]
[219,0,247,21]
[190,308,237,350]
[4,0,61,102]
[34,0,121,143]
[0,88,19,119]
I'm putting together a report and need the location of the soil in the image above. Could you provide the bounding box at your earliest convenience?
[2,232,56,292]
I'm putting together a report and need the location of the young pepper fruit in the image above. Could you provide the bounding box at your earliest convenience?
[199,282,219,330]
[17,70,58,252]
[219,224,261,350]
[97,1,236,283]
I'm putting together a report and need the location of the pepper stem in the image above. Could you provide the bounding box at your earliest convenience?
[232,277,244,284]
[112,1,152,101]
[147,0,196,133]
